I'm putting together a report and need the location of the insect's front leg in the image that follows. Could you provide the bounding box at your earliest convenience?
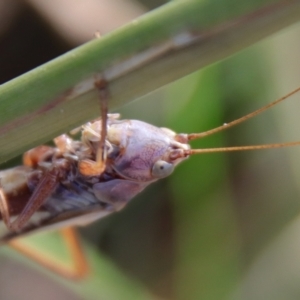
[79,78,109,177]
[93,180,149,211]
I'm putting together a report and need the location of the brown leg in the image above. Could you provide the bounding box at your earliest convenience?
[8,227,89,280]
[79,79,109,176]
[4,168,61,231]
[0,159,71,232]
[96,78,109,166]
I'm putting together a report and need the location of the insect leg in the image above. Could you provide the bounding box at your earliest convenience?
[93,179,149,211]
[23,145,55,167]
[96,78,108,166]
[78,78,109,176]
[8,227,89,279]
[5,164,67,232]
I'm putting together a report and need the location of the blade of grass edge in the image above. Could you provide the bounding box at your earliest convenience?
[0,0,299,162]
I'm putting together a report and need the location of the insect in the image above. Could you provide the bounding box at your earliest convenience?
[0,84,300,279]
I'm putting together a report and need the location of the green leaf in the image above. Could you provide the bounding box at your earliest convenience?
[0,0,299,162]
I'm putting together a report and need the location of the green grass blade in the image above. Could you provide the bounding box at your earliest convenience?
[0,0,299,163]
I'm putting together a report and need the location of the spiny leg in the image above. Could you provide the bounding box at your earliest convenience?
[8,227,89,280]
[1,165,65,232]
[0,146,70,232]
[79,78,109,176]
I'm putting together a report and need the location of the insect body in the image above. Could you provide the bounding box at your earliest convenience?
[0,114,191,242]
[1,87,300,245]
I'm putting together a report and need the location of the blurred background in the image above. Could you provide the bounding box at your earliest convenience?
[0,0,300,299]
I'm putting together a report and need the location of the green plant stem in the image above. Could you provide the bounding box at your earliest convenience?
[0,0,299,163]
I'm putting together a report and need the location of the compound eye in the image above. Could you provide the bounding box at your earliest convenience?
[152,160,174,178]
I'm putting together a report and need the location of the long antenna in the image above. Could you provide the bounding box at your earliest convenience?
[188,87,300,141]
[187,141,300,155]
